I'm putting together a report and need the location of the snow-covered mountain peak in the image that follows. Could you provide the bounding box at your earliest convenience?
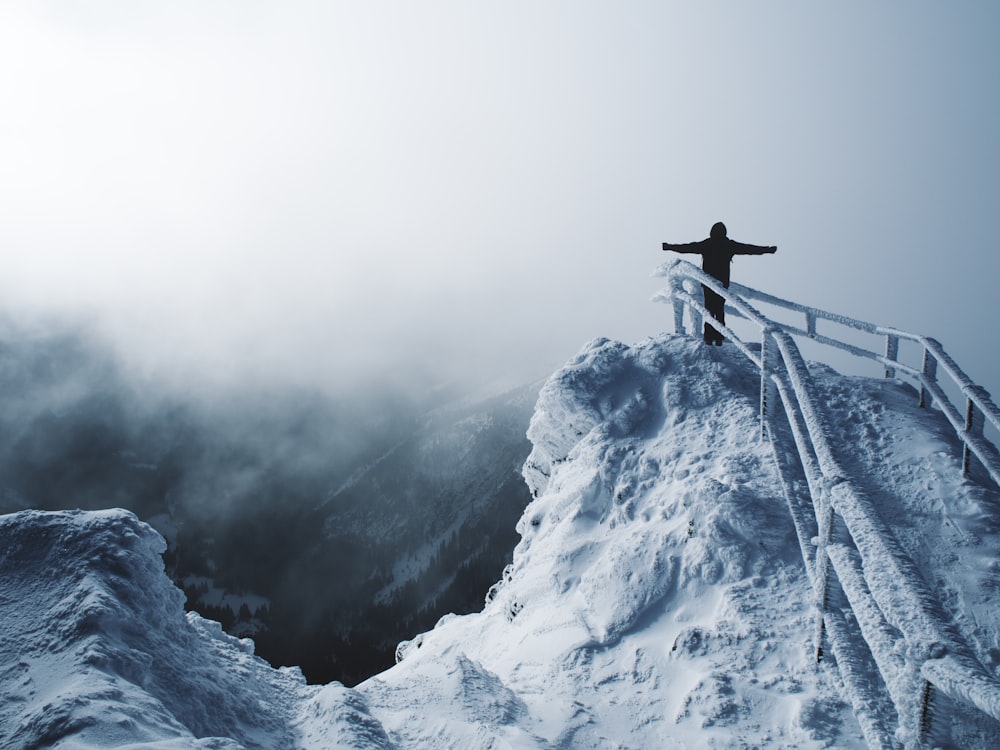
[2,332,998,748]
[368,334,862,747]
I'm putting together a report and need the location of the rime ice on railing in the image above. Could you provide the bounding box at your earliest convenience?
[653,258,1000,748]
[654,258,1000,488]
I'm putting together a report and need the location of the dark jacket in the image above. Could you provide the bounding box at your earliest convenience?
[662,237,776,287]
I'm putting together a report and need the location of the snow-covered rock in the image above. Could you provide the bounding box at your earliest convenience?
[0,508,385,749]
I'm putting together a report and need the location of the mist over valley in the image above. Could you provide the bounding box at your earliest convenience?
[0,314,537,685]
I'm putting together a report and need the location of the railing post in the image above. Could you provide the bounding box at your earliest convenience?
[806,311,817,337]
[813,502,836,663]
[690,284,704,337]
[919,679,936,747]
[919,346,937,409]
[963,397,986,476]
[667,270,689,335]
[759,328,778,439]
[672,296,686,336]
[884,334,899,379]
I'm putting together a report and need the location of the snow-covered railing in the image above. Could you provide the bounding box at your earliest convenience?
[653,261,1000,489]
[723,280,1000,487]
[653,258,1000,749]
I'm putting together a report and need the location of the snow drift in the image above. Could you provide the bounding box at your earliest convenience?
[0,509,388,749]
[1,333,998,748]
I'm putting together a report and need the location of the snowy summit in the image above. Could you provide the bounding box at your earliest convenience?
[2,333,999,748]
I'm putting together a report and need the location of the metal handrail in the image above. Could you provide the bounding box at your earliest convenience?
[653,259,1000,748]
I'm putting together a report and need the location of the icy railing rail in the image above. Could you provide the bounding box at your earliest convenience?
[654,258,1000,750]
[730,281,1000,485]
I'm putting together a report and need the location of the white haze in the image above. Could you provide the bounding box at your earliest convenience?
[1,2,998,398]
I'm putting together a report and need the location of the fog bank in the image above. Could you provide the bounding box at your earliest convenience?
[1,2,998,399]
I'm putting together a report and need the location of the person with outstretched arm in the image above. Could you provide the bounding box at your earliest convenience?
[662,222,776,345]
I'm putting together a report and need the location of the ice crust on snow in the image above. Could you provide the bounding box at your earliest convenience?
[1,333,998,748]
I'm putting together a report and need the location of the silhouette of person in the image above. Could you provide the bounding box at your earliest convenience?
[662,222,776,345]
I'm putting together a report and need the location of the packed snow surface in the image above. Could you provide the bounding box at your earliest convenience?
[1,334,998,748]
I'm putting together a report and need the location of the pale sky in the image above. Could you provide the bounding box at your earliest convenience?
[1,2,998,399]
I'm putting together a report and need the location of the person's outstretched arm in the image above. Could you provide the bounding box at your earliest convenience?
[662,240,707,254]
[730,240,776,255]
